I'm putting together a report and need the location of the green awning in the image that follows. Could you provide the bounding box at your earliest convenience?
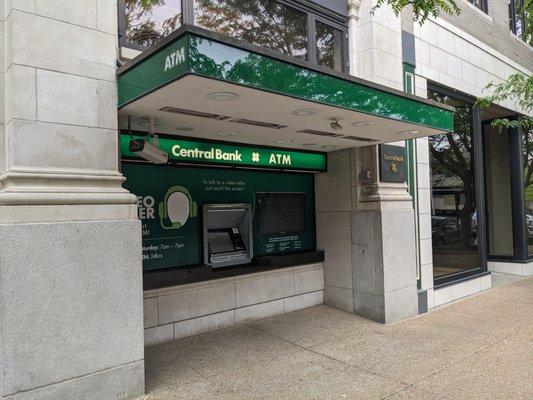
[117,26,453,150]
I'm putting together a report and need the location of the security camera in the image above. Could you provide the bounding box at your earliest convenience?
[330,117,343,131]
[129,138,168,164]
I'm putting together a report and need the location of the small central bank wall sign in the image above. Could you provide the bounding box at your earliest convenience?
[379,144,407,183]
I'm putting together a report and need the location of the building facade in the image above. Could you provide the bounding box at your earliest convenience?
[0,0,530,399]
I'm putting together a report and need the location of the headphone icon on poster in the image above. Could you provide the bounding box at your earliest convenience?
[158,186,198,229]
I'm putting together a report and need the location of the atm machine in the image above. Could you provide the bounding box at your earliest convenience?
[203,203,253,268]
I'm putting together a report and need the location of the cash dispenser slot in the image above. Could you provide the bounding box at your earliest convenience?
[203,204,253,268]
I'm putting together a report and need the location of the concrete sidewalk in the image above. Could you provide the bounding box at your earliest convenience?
[142,276,532,399]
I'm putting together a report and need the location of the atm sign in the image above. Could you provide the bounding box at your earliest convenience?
[120,134,326,172]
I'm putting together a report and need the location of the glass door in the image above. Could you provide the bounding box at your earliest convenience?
[428,87,486,285]
[483,123,515,258]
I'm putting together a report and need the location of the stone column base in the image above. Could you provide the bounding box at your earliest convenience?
[350,208,418,323]
[317,148,419,324]
[0,220,145,399]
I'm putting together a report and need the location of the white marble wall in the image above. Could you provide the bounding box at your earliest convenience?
[488,260,533,276]
[143,264,325,346]
[352,0,404,90]
[414,17,532,113]
[0,0,136,222]
[433,274,492,308]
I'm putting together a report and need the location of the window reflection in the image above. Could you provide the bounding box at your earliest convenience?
[124,0,182,47]
[468,0,486,12]
[428,90,480,281]
[485,125,514,257]
[523,128,533,256]
[316,21,343,71]
[193,0,308,59]
[509,0,528,41]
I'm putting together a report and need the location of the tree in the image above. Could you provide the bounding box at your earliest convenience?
[194,0,307,59]
[124,0,181,47]
[512,0,533,46]
[476,74,533,206]
[428,92,477,250]
[372,0,461,24]
[373,0,532,43]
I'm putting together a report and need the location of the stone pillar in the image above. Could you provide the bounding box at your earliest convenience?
[356,0,403,90]
[347,0,361,75]
[0,1,145,399]
[316,147,418,323]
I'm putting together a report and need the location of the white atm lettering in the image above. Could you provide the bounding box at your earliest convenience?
[164,48,185,72]
[269,154,292,165]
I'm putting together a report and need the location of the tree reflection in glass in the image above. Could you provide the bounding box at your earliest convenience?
[193,0,308,59]
[125,0,182,47]
[316,21,343,71]
[523,128,533,255]
[428,90,479,280]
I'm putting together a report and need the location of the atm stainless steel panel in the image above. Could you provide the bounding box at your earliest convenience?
[203,203,253,268]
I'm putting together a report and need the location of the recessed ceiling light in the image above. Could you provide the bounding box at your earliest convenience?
[351,121,374,127]
[276,139,293,144]
[176,127,194,132]
[207,92,239,101]
[291,109,317,116]
[321,145,337,149]
[215,131,238,137]
[398,130,419,135]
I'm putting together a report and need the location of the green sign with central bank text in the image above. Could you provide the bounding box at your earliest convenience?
[120,133,327,172]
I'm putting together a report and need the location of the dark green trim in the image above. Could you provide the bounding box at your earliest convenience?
[118,25,454,132]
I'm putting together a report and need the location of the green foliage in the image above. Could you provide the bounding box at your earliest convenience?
[428,91,476,249]
[476,73,533,188]
[194,0,308,58]
[125,0,180,47]
[475,73,533,132]
[372,0,461,24]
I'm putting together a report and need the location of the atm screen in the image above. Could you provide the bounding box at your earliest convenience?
[207,228,245,254]
[208,231,234,254]
[257,193,306,235]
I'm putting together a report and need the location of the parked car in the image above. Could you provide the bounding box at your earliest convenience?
[432,215,477,247]
[526,214,533,241]
[432,216,460,246]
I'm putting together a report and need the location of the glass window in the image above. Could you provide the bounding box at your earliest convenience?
[316,20,343,71]
[428,89,480,282]
[193,0,308,59]
[468,0,488,12]
[124,0,183,47]
[484,125,514,257]
[523,129,533,256]
[509,0,529,42]
[403,64,415,95]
